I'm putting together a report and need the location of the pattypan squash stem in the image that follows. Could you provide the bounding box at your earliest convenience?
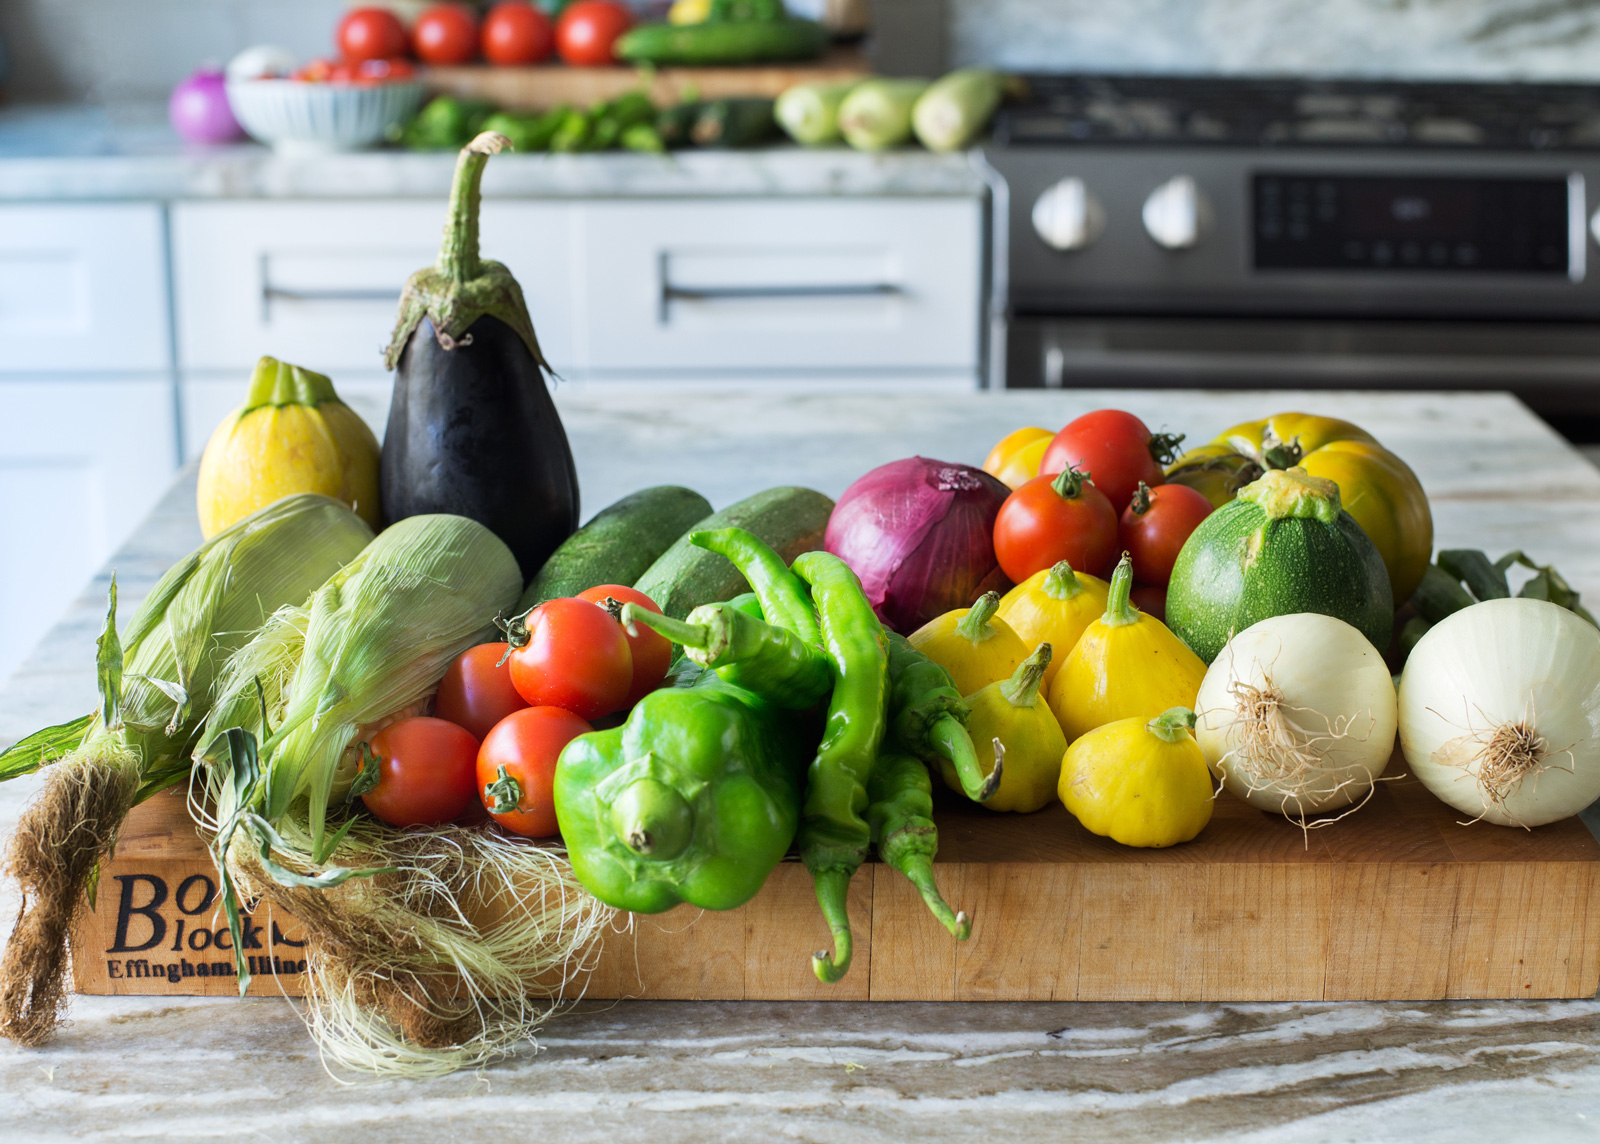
[1051,465,1089,499]
[437,133,506,282]
[1146,706,1198,744]
[1100,553,1140,628]
[1041,559,1085,601]
[1000,643,1052,708]
[955,591,1003,643]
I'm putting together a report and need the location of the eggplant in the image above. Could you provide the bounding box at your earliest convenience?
[381,131,579,583]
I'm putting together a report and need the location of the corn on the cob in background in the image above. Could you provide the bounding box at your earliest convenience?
[0,493,374,1048]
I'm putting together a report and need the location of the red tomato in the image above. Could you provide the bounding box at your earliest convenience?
[508,597,633,719]
[435,642,530,741]
[993,466,1120,583]
[352,56,416,82]
[1040,409,1182,516]
[478,705,592,837]
[293,57,339,82]
[413,3,481,64]
[337,7,410,62]
[577,584,672,706]
[555,0,633,65]
[358,717,480,827]
[1131,585,1167,622]
[482,0,555,64]
[1119,482,1215,587]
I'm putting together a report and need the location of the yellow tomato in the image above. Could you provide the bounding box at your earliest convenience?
[983,426,1053,489]
[1059,707,1213,848]
[1168,412,1432,603]
[994,561,1108,689]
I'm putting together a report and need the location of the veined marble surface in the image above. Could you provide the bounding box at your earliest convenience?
[0,106,987,202]
[952,0,1600,81]
[3,388,1600,1141]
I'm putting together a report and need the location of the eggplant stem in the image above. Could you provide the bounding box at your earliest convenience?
[438,132,510,282]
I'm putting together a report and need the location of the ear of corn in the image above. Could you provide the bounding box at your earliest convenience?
[202,513,522,858]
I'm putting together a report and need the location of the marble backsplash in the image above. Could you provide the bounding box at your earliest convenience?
[950,0,1600,80]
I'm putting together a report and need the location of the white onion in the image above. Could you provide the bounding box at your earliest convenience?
[1398,597,1600,827]
[1196,613,1397,818]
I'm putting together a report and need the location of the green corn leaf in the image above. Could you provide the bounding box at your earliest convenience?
[0,713,93,782]
[96,576,124,730]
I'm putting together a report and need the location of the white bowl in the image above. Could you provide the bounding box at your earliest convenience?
[226,79,425,154]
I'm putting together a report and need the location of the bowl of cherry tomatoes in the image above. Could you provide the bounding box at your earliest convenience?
[226,56,424,153]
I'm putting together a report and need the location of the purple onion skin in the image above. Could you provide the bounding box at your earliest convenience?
[170,68,245,144]
[824,456,1013,634]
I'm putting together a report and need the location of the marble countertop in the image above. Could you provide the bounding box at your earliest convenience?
[0,105,989,201]
[4,388,1600,1141]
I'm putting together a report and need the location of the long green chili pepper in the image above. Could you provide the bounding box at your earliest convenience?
[690,528,820,645]
[884,631,998,803]
[867,752,971,940]
[621,601,832,709]
[790,550,889,984]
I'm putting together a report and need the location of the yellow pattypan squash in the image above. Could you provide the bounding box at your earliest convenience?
[944,642,1066,813]
[995,559,1109,689]
[197,356,381,539]
[1059,706,1213,847]
[909,591,1028,697]
[1048,553,1205,741]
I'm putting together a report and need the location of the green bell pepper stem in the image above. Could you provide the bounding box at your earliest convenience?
[622,601,831,709]
[867,752,970,940]
[884,631,996,802]
[791,551,889,985]
[689,527,820,644]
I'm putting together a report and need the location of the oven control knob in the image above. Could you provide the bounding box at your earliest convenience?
[1142,175,1210,250]
[1032,177,1105,252]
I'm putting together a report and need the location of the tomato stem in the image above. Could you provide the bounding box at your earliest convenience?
[484,764,523,815]
[1050,464,1088,500]
[1129,481,1153,516]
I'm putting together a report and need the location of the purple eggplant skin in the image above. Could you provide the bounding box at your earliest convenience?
[381,313,580,584]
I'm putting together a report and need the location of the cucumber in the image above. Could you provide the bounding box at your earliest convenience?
[838,78,930,151]
[635,486,834,619]
[615,19,829,66]
[691,98,777,147]
[520,485,713,610]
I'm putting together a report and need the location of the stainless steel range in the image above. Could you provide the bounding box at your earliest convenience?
[981,75,1600,422]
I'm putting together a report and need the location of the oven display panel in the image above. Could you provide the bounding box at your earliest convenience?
[1253,174,1570,274]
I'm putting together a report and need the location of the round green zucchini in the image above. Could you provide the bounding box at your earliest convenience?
[1165,467,1394,662]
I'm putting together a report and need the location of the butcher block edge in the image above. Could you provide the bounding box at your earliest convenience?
[71,760,1600,1002]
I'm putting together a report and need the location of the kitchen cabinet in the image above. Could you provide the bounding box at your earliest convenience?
[0,204,175,685]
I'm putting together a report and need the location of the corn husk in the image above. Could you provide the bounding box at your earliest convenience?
[0,493,374,1048]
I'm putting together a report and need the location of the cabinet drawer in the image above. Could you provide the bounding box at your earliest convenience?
[0,205,169,374]
[574,198,981,375]
[0,380,177,682]
[172,201,575,375]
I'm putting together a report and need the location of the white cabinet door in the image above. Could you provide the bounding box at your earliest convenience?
[0,381,178,685]
[170,201,576,376]
[574,198,981,379]
[0,204,169,374]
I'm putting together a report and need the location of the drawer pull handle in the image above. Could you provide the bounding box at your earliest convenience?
[260,283,401,321]
[659,281,902,321]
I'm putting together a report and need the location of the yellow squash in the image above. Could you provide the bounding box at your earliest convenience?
[909,590,1028,697]
[945,642,1066,813]
[1167,412,1432,603]
[197,356,381,539]
[994,559,1109,689]
[983,426,1053,490]
[1059,706,1213,848]
[1048,553,1205,741]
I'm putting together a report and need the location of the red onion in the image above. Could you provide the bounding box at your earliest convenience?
[169,68,245,144]
[825,456,1013,635]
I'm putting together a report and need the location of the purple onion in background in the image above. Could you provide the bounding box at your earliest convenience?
[169,68,245,144]
[824,456,1013,635]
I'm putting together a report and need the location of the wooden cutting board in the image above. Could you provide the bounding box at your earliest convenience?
[70,758,1600,1002]
[419,47,871,112]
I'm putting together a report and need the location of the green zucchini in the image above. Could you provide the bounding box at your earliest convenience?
[635,486,834,619]
[615,19,829,66]
[1165,467,1394,662]
[691,98,777,147]
[520,485,713,610]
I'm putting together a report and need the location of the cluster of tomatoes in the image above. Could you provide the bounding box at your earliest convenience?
[354,584,671,837]
[323,2,633,76]
[987,409,1215,616]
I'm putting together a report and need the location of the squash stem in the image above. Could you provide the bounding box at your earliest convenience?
[1041,560,1084,601]
[243,356,338,411]
[1101,553,1140,627]
[437,132,509,282]
[954,591,1002,643]
[1000,643,1051,707]
[1146,706,1197,743]
[928,714,998,802]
